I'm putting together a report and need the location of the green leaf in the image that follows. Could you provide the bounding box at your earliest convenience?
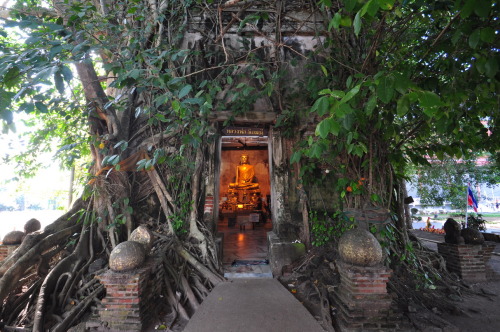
[342,114,354,130]
[360,0,372,16]
[128,69,141,79]
[49,45,63,58]
[451,30,462,45]
[460,0,475,18]
[320,65,328,76]
[474,4,490,17]
[34,66,57,82]
[377,76,394,104]
[340,84,361,104]
[316,118,332,138]
[0,109,13,124]
[393,72,411,93]
[290,151,302,164]
[311,96,329,116]
[19,102,35,113]
[396,94,410,116]
[3,66,20,88]
[346,76,352,88]
[419,91,441,108]
[331,90,346,99]
[178,84,192,99]
[484,58,498,78]
[422,107,436,117]
[310,143,325,158]
[353,12,362,36]
[436,150,444,161]
[468,29,480,49]
[377,0,395,10]
[72,41,89,55]
[54,72,65,94]
[114,140,129,151]
[61,65,73,82]
[365,95,377,115]
[328,13,341,31]
[330,120,341,136]
[35,102,48,113]
[340,16,352,27]
[344,0,357,12]
[336,103,354,118]
[480,27,495,43]
[25,36,42,45]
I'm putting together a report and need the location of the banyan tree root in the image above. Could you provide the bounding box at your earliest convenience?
[0,223,82,309]
[155,236,224,328]
[0,205,222,331]
[0,205,107,331]
[385,228,477,315]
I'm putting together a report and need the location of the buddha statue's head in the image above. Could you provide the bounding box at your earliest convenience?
[240,154,250,164]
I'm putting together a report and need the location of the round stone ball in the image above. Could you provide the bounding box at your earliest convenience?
[109,241,146,272]
[461,228,485,245]
[24,218,41,234]
[129,225,154,253]
[3,231,25,245]
[338,228,383,266]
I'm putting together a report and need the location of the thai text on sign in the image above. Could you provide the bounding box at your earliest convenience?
[222,127,267,136]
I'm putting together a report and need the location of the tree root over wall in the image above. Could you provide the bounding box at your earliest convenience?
[0,204,224,331]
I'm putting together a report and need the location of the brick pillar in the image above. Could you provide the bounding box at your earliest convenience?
[332,261,403,331]
[94,257,164,331]
[0,244,19,262]
[437,242,494,283]
[480,243,497,280]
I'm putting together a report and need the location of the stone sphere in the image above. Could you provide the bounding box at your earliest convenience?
[3,231,25,245]
[461,228,485,245]
[338,228,383,266]
[109,241,146,272]
[129,225,154,253]
[24,218,41,234]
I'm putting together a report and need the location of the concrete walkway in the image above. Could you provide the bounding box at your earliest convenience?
[183,278,325,332]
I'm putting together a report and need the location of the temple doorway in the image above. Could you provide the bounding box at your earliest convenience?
[217,135,272,276]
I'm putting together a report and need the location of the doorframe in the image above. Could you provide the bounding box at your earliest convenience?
[215,129,273,228]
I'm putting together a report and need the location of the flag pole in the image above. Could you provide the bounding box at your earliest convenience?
[465,184,469,228]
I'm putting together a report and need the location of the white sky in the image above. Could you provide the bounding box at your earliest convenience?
[0,114,71,208]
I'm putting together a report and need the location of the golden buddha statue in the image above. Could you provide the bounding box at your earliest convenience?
[229,154,260,190]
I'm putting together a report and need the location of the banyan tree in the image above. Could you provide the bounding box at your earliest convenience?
[0,0,498,330]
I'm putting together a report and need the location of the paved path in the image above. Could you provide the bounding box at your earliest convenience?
[183,278,325,332]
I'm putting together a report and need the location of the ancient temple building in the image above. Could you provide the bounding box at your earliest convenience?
[186,1,335,275]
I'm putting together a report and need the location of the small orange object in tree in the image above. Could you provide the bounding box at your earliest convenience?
[346,186,353,192]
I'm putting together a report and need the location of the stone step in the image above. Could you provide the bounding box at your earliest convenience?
[223,262,273,278]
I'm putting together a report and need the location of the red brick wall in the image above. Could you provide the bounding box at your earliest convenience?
[331,261,410,331]
[437,242,495,283]
[95,257,164,331]
[0,244,19,262]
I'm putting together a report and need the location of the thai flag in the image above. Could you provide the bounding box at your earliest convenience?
[467,186,478,212]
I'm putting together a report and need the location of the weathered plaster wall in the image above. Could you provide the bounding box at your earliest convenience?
[192,1,331,240]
